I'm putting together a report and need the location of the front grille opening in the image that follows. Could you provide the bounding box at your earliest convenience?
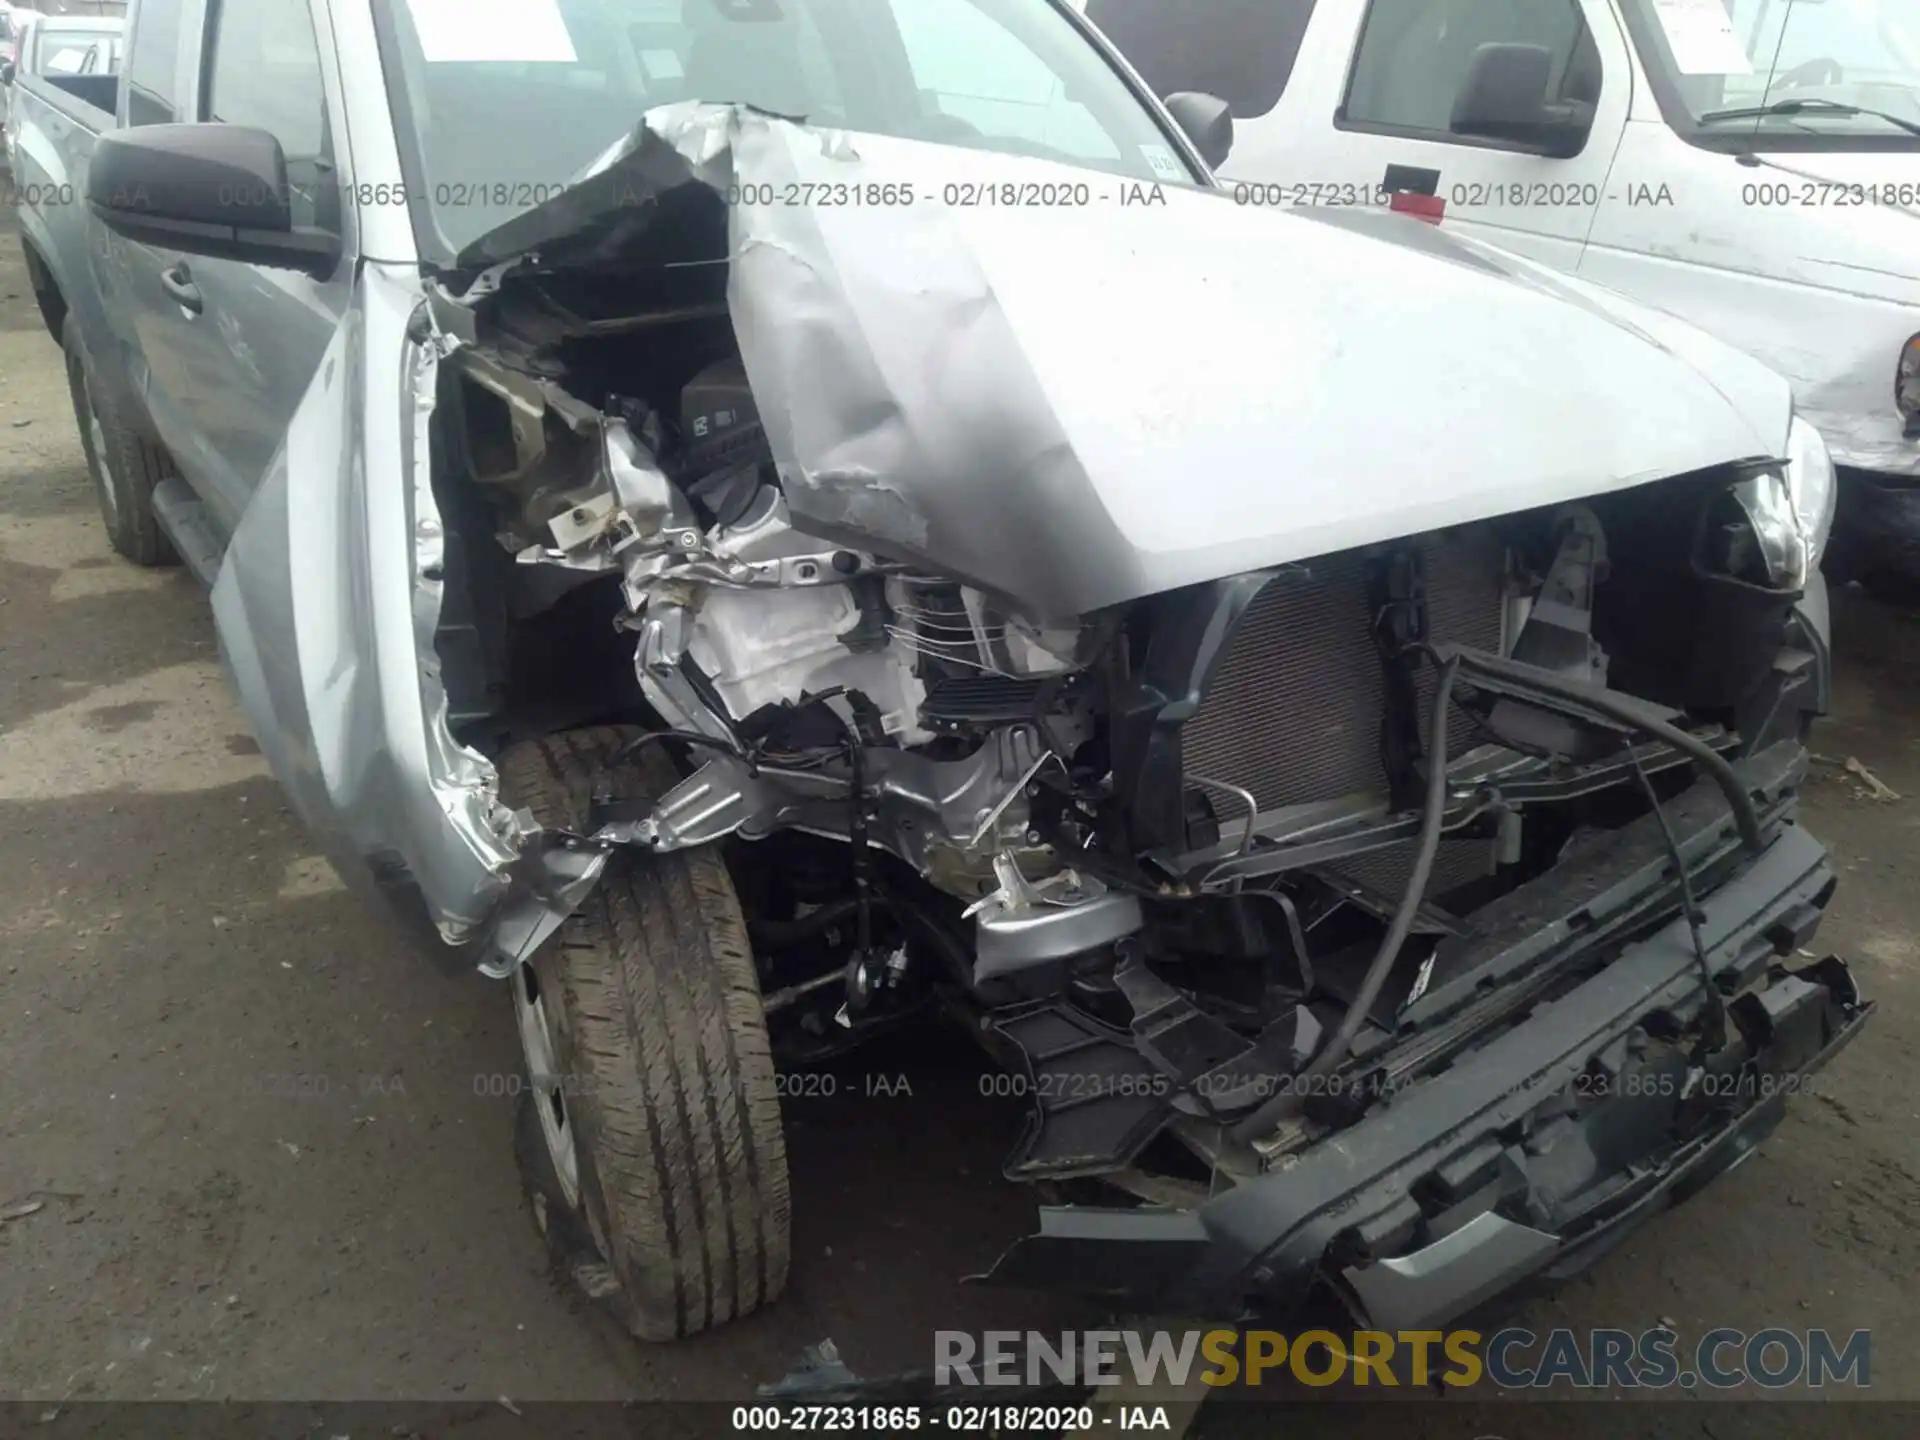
[1182,530,1509,817]
[1181,530,1511,910]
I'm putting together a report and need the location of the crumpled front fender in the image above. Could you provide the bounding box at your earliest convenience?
[210,261,547,958]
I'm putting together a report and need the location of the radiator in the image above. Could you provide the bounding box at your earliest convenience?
[1181,531,1507,891]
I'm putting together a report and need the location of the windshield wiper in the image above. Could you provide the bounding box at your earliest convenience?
[1697,97,1920,137]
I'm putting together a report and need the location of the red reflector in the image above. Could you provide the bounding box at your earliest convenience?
[1389,191,1447,225]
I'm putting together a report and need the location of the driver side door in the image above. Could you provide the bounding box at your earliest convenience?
[157,0,349,537]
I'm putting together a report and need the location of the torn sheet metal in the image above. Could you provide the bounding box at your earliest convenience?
[479,833,611,977]
[211,260,603,960]
[453,103,1796,618]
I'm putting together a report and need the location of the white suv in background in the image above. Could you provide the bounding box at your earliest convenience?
[1079,0,1920,593]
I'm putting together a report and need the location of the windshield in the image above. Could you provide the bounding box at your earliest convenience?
[1624,0,1920,140]
[382,0,1192,256]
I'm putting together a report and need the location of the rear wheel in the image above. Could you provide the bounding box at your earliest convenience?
[62,316,177,568]
[500,727,791,1339]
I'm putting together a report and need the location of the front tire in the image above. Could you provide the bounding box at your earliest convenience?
[500,727,791,1340]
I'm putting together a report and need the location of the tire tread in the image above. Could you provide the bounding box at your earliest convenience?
[62,316,178,569]
[499,726,789,1340]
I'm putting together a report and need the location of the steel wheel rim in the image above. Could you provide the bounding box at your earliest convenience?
[513,959,581,1208]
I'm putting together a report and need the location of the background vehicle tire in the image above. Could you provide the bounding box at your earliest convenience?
[1857,568,1920,610]
[62,316,178,568]
[499,726,791,1340]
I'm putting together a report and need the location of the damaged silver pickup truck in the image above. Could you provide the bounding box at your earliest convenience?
[14,0,1868,1343]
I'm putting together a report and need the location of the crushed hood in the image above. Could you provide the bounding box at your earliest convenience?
[457,103,1793,618]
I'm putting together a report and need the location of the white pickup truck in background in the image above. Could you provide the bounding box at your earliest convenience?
[2,8,124,159]
[1079,0,1920,594]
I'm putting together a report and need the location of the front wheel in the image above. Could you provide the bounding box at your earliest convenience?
[500,728,791,1340]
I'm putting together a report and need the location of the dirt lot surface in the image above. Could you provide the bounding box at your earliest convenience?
[1,203,1917,1432]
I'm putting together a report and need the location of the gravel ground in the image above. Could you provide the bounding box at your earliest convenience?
[1,204,1916,1427]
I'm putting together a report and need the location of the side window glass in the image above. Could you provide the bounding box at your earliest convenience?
[205,0,335,231]
[206,0,328,158]
[891,0,1119,162]
[125,0,184,125]
[1344,0,1597,139]
[1087,0,1317,121]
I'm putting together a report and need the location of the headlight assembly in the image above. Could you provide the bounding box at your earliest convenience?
[1784,412,1837,568]
[1722,415,1834,593]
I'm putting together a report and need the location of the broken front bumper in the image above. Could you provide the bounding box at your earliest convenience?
[980,743,1869,1330]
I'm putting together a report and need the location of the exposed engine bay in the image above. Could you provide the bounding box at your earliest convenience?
[420,105,1840,1212]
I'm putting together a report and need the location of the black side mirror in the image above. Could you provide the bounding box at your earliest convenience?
[1450,43,1593,157]
[88,123,340,277]
[0,60,15,85]
[1163,91,1233,169]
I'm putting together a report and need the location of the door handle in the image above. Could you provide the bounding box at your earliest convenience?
[160,263,203,315]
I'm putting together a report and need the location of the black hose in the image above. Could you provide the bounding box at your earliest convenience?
[1455,657,1765,855]
[1626,747,1730,1055]
[1229,656,1461,1145]
[831,705,877,966]
[747,897,870,950]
